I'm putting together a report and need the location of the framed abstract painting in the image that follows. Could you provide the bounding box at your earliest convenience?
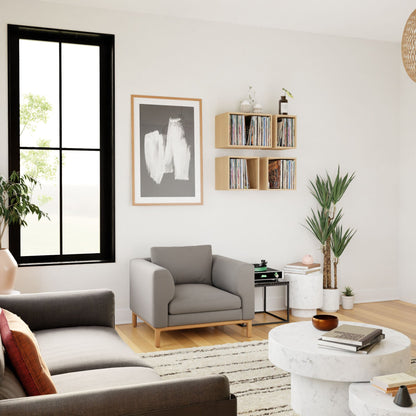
[131,95,203,205]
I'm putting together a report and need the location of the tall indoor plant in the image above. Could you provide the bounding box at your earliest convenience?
[0,171,48,292]
[305,167,356,312]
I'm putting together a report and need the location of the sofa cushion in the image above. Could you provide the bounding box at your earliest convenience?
[0,309,57,396]
[0,366,27,399]
[169,284,241,315]
[151,245,212,285]
[34,326,151,375]
[52,366,160,394]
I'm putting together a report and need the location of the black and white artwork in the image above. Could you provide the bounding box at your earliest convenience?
[132,96,202,205]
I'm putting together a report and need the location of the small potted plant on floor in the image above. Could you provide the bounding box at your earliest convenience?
[341,286,355,309]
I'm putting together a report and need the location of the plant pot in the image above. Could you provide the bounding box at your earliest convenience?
[321,288,340,313]
[0,249,18,294]
[341,295,354,310]
[285,272,323,317]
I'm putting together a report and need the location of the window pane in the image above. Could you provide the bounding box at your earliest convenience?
[62,151,100,254]
[20,149,60,256]
[62,43,100,149]
[19,40,59,148]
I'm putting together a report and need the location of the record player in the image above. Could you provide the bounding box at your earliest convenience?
[253,260,283,283]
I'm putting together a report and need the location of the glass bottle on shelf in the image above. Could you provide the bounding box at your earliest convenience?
[279,95,288,115]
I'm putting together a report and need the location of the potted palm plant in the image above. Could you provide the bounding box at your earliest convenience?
[0,171,48,293]
[305,167,356,312]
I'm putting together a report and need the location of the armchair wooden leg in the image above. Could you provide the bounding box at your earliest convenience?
[245,320,252,338]
[132,312,137,328]
[154,328,161,348]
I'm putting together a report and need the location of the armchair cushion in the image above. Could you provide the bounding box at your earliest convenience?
[151,245,212,285]
[169,284,241,315]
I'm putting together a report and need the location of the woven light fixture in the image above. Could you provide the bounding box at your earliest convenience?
[402,9,416,82]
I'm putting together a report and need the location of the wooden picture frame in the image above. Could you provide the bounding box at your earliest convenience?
[131,95,203,205]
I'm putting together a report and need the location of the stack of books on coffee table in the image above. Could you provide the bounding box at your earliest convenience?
[371,373,416,395]
[317,324,385,354]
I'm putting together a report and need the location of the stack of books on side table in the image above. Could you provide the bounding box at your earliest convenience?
[283,262,321,275]
[317,324,385,354]
[371,373,416,395]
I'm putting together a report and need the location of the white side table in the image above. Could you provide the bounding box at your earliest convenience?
[349,383,416,415]
[269,321,411,416]
[285,272,322,317]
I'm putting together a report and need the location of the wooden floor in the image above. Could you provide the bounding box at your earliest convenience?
[116,300,416,356]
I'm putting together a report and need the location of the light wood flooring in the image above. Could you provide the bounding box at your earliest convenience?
[116,300,416,356]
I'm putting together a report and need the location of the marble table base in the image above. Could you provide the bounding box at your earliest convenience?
[292,374,352,416]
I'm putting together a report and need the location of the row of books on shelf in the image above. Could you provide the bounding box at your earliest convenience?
[318,324,384,354]
[229,115,271,146]
[229,158,250,189]
[268,159,295,190]
[284,261,321,274]
[371,372,416,395]
[277,117,295,147]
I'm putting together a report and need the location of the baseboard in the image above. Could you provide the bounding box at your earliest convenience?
[255,287,399,312]
[353,287,399,304]
[116,308,140,325]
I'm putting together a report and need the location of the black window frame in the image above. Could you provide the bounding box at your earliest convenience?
[8,24,115,266]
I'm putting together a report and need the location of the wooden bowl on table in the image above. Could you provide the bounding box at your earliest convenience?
[312,314,338,331]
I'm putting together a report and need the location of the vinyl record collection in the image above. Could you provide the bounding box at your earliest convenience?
[268,159,295,189]
[229,115,271,147]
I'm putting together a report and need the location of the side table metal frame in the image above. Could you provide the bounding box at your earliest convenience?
[253,280,289,326]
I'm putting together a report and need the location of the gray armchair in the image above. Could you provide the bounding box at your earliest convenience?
[130,245,254,347]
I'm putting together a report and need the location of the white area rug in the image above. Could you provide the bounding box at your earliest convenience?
[139,340,416,416]
[138,340,296,416]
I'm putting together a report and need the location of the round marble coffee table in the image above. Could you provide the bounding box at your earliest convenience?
[268,321,411,416]
[349,383,416,415]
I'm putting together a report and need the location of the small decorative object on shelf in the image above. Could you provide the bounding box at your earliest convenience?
[393,386,413,407]
[341,286,355,310]
[312,314,338,331]
[302,254,314,265]
[278,88,293,115]
[253,103,263,113]
[239,99,251,113]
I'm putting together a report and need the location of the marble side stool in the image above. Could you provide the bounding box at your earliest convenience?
[285,271,322,317]
[349,383,416,415]
[269,321,411,416]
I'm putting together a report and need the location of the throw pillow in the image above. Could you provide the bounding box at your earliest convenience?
[0,308,57,396]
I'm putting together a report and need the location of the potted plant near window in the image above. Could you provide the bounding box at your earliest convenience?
[341,286,355,309]
[0,171,48,293]
[305,167,356,312]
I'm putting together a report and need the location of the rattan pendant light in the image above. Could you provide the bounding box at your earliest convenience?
[402,9,416,82]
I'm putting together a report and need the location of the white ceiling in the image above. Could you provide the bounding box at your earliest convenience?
[41,0,416,42]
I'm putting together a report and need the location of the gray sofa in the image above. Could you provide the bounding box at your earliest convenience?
[0,289,236,416]
[130,245,255,347]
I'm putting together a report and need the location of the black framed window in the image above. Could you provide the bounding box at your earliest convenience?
[8,25,115,265]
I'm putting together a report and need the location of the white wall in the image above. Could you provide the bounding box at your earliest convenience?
[398,64,416,302]
[0,0,401,322]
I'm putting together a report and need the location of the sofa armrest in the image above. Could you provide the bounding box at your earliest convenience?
[130,259,175,328]
[0,289,114,331]
[212,255,254,320]
[0,375,234,416]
